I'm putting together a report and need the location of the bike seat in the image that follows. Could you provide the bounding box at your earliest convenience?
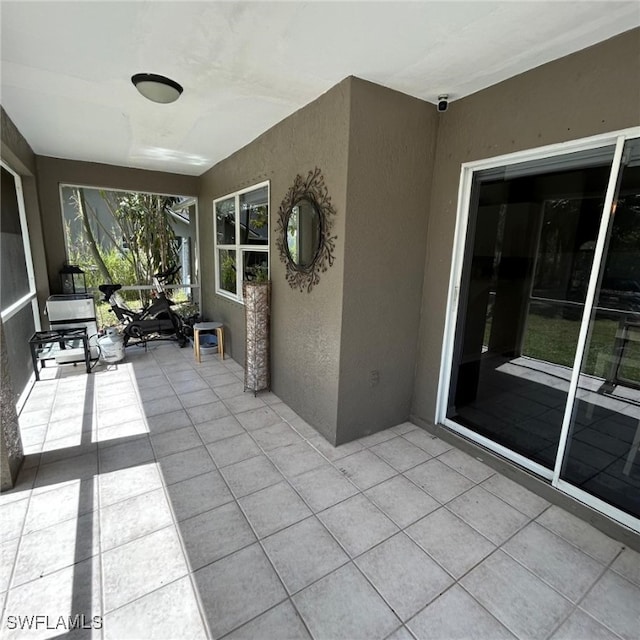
[98,284,122,300]
[154,265,180,281]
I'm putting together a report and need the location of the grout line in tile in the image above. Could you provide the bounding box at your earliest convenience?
[443,499,584,640]
[12,344,638,640]
[422,492,542,626]
[532,504,626,565]
[239,442,417,632]
[571,608,627,640]
[216,419,407,637]
[403,515,493,583]
[0,494,34,624]
[85,372,105,640]
[141,365,217,639]
[99,573,195,629]
[147,361,224,639]
[171,424,282,638]
[155,500,214,638]
[6,548,104,595]
[541,546,628,640]
[2,378,68,616]
[436,456,498,485]
[454,577,526,640]
[365,439,434,476]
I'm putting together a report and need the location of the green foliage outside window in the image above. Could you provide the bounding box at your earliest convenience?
[65,187,183,304]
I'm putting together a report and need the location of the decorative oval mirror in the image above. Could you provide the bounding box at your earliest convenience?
[277,168,337,292]
[286,198,321,268]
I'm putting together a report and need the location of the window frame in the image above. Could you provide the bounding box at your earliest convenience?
[1,160,41,409]
[1,161,38,324]
[58,183,201,310]
[213,181,270,303]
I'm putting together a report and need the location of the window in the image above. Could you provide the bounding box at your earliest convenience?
[60,185,197,289]
[59,185,199,313]
[214,182,269,301]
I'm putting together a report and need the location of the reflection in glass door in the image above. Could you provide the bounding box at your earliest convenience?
[446,147,615,472]
[442,133,640,528]
[559,138,640,521]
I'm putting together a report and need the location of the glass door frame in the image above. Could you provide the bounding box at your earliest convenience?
[1,159,41,411]
[1,160,39,323]
[436,126,640,533]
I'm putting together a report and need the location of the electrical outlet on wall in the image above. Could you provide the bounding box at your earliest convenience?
[369,369,380,387]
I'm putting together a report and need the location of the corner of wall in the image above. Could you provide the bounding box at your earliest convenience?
[335,79,439,444]
[196,78,354,444]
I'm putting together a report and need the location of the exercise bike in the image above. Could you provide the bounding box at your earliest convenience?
[98,266,188,348]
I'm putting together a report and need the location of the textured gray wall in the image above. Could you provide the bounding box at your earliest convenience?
[336,78,438,444]
[1,317,23,490]
[35,156,199,294]
[411,28,640,426]
[1,107,37,175]
[198,79,351,441]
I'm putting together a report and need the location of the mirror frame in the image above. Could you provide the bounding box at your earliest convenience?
[276,167,337,292]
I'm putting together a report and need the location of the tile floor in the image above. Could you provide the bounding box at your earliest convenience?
[1,342,639,639]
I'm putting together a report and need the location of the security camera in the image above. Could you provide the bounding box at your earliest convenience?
[437,95,449,112]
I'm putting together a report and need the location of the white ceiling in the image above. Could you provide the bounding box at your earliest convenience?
[2,1,638,176]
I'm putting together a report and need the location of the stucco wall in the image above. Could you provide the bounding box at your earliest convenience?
[198,79,351,441]
[336,78,438,443]
[1,317,23,490]
[411,27,640,426]
[35,156,198,293]
[1,108,37,175]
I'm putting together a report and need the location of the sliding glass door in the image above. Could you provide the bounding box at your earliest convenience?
[441,132,639,528]
[558,138,640,522]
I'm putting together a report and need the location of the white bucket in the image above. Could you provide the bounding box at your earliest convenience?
[98,328,125,363]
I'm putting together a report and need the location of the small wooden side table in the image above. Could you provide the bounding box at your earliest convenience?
[193,322,224,362]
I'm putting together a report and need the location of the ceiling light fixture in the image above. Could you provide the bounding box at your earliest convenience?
[131,73,183,104]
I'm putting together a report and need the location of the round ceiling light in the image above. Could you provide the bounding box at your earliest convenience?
[131,73,183,104]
